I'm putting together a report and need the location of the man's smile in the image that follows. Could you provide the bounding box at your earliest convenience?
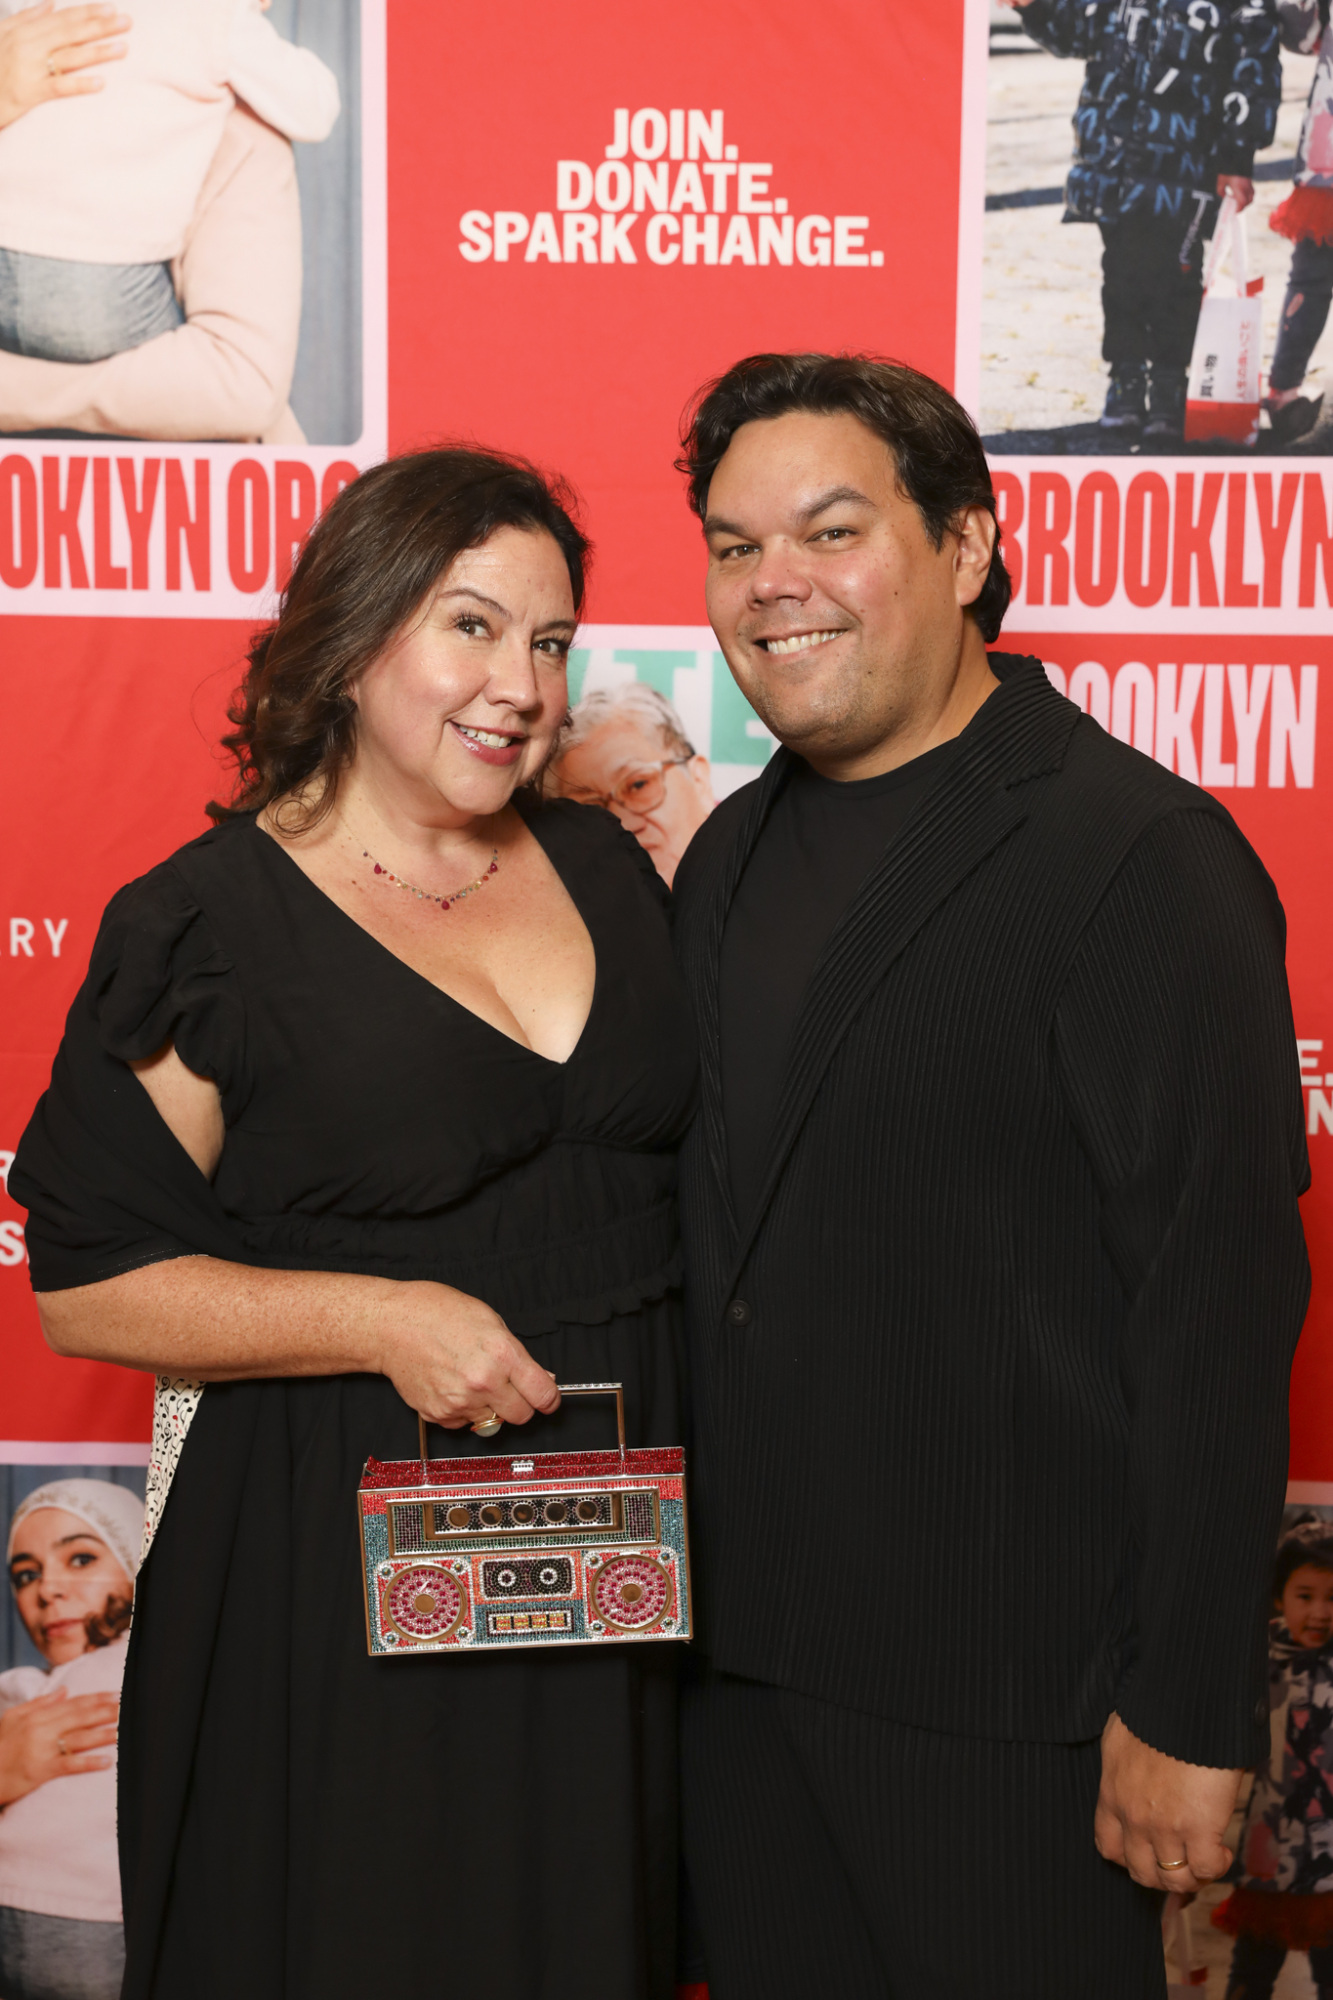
[756,629,844,656]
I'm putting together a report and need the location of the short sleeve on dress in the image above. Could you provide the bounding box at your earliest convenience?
[12,858,249,1292]
[89,863,245,1110]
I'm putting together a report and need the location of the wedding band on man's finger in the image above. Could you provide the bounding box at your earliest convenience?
[1157,1857,1188,1872]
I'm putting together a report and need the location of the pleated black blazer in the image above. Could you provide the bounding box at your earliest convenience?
[672,653,1310,1768]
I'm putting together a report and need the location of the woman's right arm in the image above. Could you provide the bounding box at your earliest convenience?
[37,1046,561,1431]
[39,1258,560,1429]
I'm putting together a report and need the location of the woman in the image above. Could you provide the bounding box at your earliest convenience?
[12,447,698,1999]
[0,1479,144,2000]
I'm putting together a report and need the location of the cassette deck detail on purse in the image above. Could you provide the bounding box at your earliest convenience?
[357,1383,692,1655]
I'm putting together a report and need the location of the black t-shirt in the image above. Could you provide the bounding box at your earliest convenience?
[719,739,958,1220]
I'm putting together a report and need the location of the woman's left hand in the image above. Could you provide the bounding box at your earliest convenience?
[0,2,130,131]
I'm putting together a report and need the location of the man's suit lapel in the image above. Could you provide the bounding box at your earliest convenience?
[719,661,1080,1290]
[685,747,794,1236]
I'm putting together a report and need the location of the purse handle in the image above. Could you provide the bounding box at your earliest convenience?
[416,1380,626,1479]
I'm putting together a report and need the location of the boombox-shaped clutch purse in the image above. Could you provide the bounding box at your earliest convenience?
[357,1383,691,1655]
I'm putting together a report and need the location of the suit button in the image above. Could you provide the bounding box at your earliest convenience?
[726,1298,752,1327]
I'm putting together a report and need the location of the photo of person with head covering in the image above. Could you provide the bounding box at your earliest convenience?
[0,0,360,445]
[548,683,715,887]
[0,1477,144,2000]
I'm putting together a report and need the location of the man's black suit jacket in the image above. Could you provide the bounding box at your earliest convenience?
[672,653,1310,1769]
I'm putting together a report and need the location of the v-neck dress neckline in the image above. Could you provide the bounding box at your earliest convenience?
[248,799,602,1069]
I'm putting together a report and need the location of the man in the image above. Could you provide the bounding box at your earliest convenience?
[550,682,713,885]
[1011,0,1279,441]
[670,352,1310,1997]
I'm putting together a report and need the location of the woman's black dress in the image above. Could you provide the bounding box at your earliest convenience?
[12,799,699,2000]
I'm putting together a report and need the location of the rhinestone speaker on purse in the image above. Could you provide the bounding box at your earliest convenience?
[357,1384,692,1655]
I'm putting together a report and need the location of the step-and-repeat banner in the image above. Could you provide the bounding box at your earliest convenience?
[2,8,1331,1970]
[1,0,963,1457]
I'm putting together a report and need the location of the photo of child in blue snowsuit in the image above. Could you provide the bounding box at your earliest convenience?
[1009,0,1282,440]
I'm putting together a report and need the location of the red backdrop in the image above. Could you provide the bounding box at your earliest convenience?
[4,0,1330,1498]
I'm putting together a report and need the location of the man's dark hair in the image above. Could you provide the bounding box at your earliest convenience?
[677,352,1012,645]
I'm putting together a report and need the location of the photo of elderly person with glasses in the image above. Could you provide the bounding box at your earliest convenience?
[549,684,715,886]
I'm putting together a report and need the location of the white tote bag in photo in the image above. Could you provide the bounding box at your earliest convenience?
[1185,191,1263,446]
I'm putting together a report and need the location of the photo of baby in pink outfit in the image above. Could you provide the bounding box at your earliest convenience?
[0,0,338,365]
[0,0,358,444]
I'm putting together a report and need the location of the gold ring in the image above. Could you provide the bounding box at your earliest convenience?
[1158,1858,1188,1871]
[47,54,59,77]
[57,1735,68,1756]
[471,1412,502,1438]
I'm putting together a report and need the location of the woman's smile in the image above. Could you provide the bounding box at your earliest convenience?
[451,720,526,765]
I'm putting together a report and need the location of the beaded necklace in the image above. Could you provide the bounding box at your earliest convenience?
[362,845,499,913]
